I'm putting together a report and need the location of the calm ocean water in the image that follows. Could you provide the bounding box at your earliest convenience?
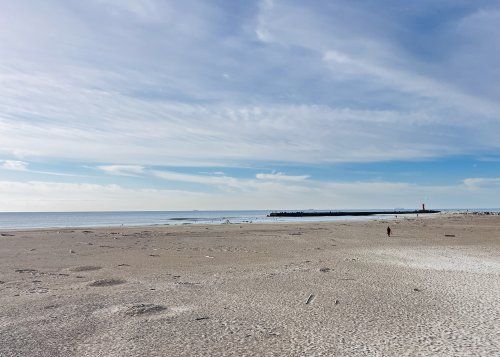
[0,209,498,230]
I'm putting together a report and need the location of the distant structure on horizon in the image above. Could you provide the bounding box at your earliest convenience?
[268,205,440,218]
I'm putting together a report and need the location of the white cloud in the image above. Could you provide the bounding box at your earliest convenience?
[463,177,500,189]
[0,177,499,212]
[97,165,145,176]
[256,172,310,181]
[1,160,28,171]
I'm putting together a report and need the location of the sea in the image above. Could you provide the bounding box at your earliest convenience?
[0,208,498,230]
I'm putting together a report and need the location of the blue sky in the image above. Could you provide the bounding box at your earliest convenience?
[0,0,499,211]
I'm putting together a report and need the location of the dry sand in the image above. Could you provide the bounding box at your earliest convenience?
[0,214,499,356]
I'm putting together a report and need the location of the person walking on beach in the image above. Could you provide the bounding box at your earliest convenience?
[387,226,391,237]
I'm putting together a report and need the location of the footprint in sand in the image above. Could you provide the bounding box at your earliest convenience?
[28,287,49,294]
[88,278,126,287]
[15,269,38,274]
[70,266,102,272]
[124,304,168,316]
[94,303,183,319]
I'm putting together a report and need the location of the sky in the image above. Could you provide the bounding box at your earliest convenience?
[1,0,500,211]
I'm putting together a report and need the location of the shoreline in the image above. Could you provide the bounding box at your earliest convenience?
[0,213,427,232]
[0,211,472,232]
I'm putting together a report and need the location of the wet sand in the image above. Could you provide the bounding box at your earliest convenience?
[0,214,499,356]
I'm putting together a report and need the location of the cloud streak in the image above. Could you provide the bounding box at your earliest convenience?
[463,178,500,189]
[98,165,145,176]
[256,172,310,181]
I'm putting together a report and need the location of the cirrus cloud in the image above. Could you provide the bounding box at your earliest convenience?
[97,165,145,176]
[256,172,310,181]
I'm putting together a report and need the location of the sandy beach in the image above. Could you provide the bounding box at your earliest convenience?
[0,214,499,356]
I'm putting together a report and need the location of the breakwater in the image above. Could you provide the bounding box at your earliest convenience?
[268,209,440,217]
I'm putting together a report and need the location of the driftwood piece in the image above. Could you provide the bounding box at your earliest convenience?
[305,294,315,305]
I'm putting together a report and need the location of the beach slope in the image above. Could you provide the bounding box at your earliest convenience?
[0,214,499,356]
